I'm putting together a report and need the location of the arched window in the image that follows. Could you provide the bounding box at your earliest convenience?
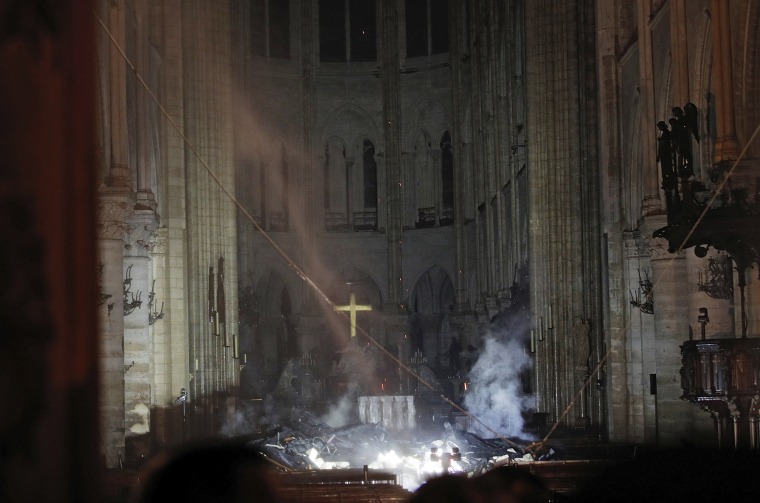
[319,0,377,63]
[362,139,377,209]
[266,144,290,231]
[353,139,378,231]
[324,140,349,231]
[250,0,290,59]
[405,0,449,58]
[414,132,436,228]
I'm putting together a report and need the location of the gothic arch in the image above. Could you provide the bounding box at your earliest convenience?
[329,266,383,307]
[253,269,293,316]
[348,137,380,220]
[323,135,349,221]
[408,266,455,366]
[252,268,297,375]
[403,97,450,153]
[410,265,455,314]
[262,139,290,231]
[411,129,436,225]
[319,103,380,149]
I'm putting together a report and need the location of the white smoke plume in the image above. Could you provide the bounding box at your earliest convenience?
[463,335,533,439]
[320,390,357,428]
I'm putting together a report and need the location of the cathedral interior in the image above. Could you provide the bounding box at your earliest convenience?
[2,0,760,501]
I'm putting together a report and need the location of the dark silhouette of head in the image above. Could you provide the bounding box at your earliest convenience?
[134,441,280,503]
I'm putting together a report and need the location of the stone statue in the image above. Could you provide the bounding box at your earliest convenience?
[669,105,699,179]
[656,121,676,191]
[573,316,592,372]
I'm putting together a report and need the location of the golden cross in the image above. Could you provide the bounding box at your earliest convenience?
[334,293,372,338]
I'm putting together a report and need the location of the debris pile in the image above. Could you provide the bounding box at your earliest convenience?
[250,407,554,491]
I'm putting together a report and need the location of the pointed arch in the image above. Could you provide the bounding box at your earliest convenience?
[324,135,348,228]
[253,269,296,375]
[321,104,381,231]
[412,130,436,227]
[410,265,455,314]
[329,266,383,307]
[403,97,450,152]
[319,103,381,148]
[408,265,455,366]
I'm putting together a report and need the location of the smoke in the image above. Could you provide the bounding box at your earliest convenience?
[320,388,357,428]
[463,334,533,439]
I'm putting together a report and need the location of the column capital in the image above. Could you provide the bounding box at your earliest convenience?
[149,227,169,256]
[643,234,675,261]
[97,199,132,241]
[125,209,159,256]
[623,231,648,259]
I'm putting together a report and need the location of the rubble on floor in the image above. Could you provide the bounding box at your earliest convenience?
[250,407,555,491]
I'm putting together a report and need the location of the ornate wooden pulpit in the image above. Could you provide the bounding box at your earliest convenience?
[680,338,760,449]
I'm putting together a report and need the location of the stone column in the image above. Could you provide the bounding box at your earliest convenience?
[622,232,658,443]
[299,0,318,312]
[148,228,171,405]
[526,0,602,426]
[134,0,157,210]
[710,0,739,161]
[379,1,403,310]
[638,0,661,214]
[123,211,158,456]
[107,0,130,188]
[670,0,690,105]
[97,198,131,468]
[644,221,712,445]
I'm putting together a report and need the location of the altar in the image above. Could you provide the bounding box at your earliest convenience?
[358,396,415,431]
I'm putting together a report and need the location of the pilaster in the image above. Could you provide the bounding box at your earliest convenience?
[643,216,712,446]
[123,209,158,455]
[379,0,403,310]
[96,196,132,468]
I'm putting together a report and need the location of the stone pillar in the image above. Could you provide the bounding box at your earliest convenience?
[97,198,131,468]
[134,0,157,210]
[710,0,739,161]
[525,0,602,426]
[452,64,469,318]
[299,0,318,312]
[644,222,713,446]
[622,232,658,443]
[379,1,403,310]
[107,0,130,188]
[670,0,690,105]
[181,0,238,427]
[638,0,662,213]
[123,211,158,457]
[148,228,171,405]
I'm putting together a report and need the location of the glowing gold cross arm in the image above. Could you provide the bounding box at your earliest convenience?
[334,293,372,338]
